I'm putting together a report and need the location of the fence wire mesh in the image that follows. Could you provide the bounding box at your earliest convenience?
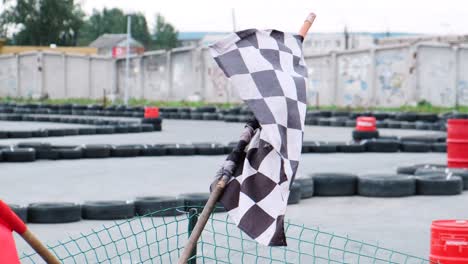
[20,206,430,264]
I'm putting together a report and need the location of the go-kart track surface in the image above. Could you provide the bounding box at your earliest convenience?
[1,120,464,259]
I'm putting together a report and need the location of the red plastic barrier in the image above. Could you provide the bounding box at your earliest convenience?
[144,107,160,118]
[356,116,376,132]
[0,200,25,264]
[447,119,468,168]
[431,220,468,264]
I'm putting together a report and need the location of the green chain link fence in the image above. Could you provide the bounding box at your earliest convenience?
[20,206,431,264]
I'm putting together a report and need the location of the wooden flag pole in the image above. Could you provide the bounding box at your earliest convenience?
[21,229,61,264]
[178,13,316,264]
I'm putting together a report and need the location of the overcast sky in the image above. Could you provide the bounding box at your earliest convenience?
[79,0,466,34]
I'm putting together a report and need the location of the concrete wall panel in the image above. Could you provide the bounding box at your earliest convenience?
[0,55,18,97]
[417,46,456,107]
[305,55,334,106]
[336,52,372,107]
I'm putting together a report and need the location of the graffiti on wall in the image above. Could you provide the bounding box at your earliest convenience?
[458,80,468,105]
[306,57,332,106]
[427,59,454,106]
[375,52,406,106]
[338,55,371,106]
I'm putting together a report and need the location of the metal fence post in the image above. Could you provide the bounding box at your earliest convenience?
[187,208,199,264]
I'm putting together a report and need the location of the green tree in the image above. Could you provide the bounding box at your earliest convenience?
[78,8,151,48]
[0,0,84,46]
[152,13,178,50]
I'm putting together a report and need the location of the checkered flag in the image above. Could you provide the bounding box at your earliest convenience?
[210,29,308,246]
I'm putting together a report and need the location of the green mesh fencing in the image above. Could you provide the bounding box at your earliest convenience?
[20,206,431,264]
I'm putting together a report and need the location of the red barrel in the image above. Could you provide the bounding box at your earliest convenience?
[447,119,468,168]
[431,220,468,264]
[144,107,159,118]
[356,116,376,131]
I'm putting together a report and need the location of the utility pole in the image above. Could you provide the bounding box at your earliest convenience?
[231,8,237,32]
[344,25,349,50]
[124,15,132,105]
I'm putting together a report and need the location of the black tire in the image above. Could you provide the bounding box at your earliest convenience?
[416,175,463,195]
[364,139,400,152]
[307,142,337,153]
[317,118,331,126]
[3,148,36,162]
[336,142,366,153]
[194,143,226,155]
[114,125,129,133]
[400,142,431,152]
[190,113,203,120]
[224,115,239,122]
[0,131,8,138]
[376,121,388,128]
[141,117,163,125]
[345,120,356,127]
[9,204,28,222]
[134,196,184,217]
[287,182,302,204]
[179,193,224,213]
[140,124,154,132]
[78,127,97,135]
[28,202,81,223]
[127,124,143,133]
[352,130,379,141]
[202,113,219,120]
[81,201,135,220]
[400,122,416,129]
[432,143,447,152]
[400,135,440,144]
[95,126,115,134]
[165,144,196,155]
[32,129,49,137]
[62,128,79,136]
[415,168,468,190]
[36,149,60,160]
[387,121,402,129]
[8,131,33,138]
[140,145,167,156]
[82,144,111,158]
[294,177,314,198]
[397,164,446,175]
[57,147,83,159]
[47,129,65,137]
[310,173,357,196]
[110,145,143,157]
[357,174,416,197]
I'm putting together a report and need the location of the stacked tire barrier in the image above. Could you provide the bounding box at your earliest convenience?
[0,135,448,163]
[9,165,467,224]
[2,103,467,132]
[0,113,162,139]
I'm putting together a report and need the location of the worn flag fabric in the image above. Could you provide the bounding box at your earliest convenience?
[210,29,308,246]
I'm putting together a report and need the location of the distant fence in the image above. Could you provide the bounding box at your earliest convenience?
[0,43,467,107]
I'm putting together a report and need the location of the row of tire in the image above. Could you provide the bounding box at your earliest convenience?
[8,193,222,224]
[0,114,162,139]
[2,103,465,134]
[161,111,449,132]
[9,165,466,224]
[0,138,447,163]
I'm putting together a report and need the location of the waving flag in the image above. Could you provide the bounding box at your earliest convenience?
[210,29,308,246]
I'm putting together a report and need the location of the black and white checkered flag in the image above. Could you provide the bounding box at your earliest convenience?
[210,29,308,246]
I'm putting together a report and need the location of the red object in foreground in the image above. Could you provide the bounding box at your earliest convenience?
[447,119,468,168]
[0,200,27,264]
[355,116,376,131]
[144,107,160,118]
[431,220,468,264]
